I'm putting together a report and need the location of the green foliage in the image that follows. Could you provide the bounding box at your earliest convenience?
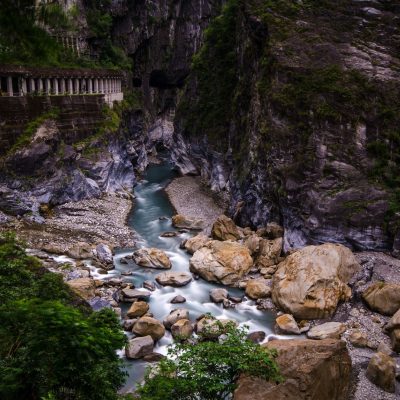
[136,320,281,400]
[0,232,127,400]
[185,0,239,148]
[8,108,60,155]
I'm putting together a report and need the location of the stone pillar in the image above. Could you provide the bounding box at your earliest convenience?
[88,78,93,94]
[74,78,80,94]
[60,78,66,95]
[93,78,99,93]
[68,78,73,94]
[99,79,104,93]
[6,76,13,96]
[45,78,51,95]
[53,78,59,95]
[81,78,86,93]
[37,78,44,94]
[29,78,36,94]
[21,78,27,95]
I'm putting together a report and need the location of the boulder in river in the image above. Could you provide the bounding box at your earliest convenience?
[271,243,360,319]
[170,295,186,304]
[196,316,237,339]
[163,309,190,330]
[362,282,400,316]
[275,314,300,335]
[189,240,253,286]
[234,339,351,400]
[155,271,192,287]
[121,288,151,302]
[172,214,204,230]
[366,352,396,393]
[95,243,113,265]
[66,242,93,259]
[67,277,95,300]
[209,288,228,304]
[211,215,240,241]
[171,319,193,340]
[133,248,172,269]
[245,279,271,300]
[184,234,211,254]
[125,335,154,359]
[127,301,149,318]
[132,316,165,341]
[307,322,346,340]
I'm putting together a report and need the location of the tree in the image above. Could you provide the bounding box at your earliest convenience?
[136,319,282,400]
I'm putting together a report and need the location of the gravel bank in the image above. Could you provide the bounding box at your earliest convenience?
[1,193,135,252]
[165,176,225,232]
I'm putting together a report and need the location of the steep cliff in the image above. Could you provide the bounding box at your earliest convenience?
[170,0,400,254]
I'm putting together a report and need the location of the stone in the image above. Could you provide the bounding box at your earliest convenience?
[132,317,166,341]
[171,319,193,339]
[155,271,192,287]
[362,282,400,316]
[163,309,190,330]
[384,308,400,352]
[143,280,156,291]
[377,342,393,356]
[196,316,237,339]
[234,339,351,400]
[125,335,154,359]
[366,352,396,393]
[209,288,228,303]
[211,215,240,241]
[160,231,178,237]
[272,243,360,319]
[247,331,266,343]
[66,242,93,259]
[189,240,253,286]
[171,295,186,304]
[172,214,204,230]
[264,222,284,239]
[275,314,300,335]
[127,301,149,318]
[123,319,137,331]
[348,330,368,348]
[67,278,95,300]
[143,353,165,362]
[121,288,151,302]
[95,243,113,265]
[245,279,271,300]
[184,234,210,254]
[307,322,346,340]
[133,248,172,269]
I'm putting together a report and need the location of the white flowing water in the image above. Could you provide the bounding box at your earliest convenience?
[110,161,283,392]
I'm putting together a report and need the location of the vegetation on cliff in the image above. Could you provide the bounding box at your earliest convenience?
[0,233,127,400]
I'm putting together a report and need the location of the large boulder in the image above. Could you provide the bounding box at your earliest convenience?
[271,244,360,319]
[172,214,204,230]
[362,282,400,316]
[125,336,154,359]
[121,288,151,302]
[184,234,211,254]
[384,308,400,352]
[127,301,149,318]
[133,248,172,269]
[245,279,271,300]
[234,339,351,400]
[244,236,282,268]
[67,278,95,300]
[66,242,93,259]
[190,241,253,286]
[163,309,190,330]
[132,317,165,341]
[155,271,192,287]
[366,352,396,393]
[209,288,228,303]
[196,316,237,339]
[275,314,300,335]
[307,322,346,340]
[211,215,240,241]
[95,243,113,265]
[171,319,193,339]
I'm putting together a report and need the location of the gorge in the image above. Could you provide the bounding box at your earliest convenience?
[0,0,400,399]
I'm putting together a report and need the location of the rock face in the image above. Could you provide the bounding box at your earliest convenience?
[366,352,396,393]
[184,234,210,254]
[132,317,166,341]
[67,278,95,300]
[133,248,172,269]
[271,244,360,319]
[362,282,400,315]
[172,214,204,230]
[126,301,149,318]
[155,271,192,287]
[245,279,271,300]
[125,336,154,359]
[211,215,240,241]
[234,339,351,400]
[189,240,253,285]
[307,322,346,340]
[384,308,400,352]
